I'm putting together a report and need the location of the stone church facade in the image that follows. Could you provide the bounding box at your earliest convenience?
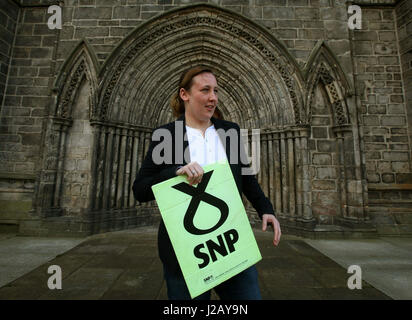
[0,0,411,237]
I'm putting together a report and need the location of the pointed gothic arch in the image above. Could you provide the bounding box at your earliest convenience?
[96,3,305,129]
[33,41,100,218]
[302,42,367,224]
[53,40,99,120]
[304,41,354,127]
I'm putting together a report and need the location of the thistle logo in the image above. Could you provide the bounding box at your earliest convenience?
[172,170,228,235]
[172,169,239,269]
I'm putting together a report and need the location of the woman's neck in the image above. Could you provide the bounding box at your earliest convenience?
[185,114,212,133]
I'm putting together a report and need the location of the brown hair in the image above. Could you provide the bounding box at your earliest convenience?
[170,66,217,118]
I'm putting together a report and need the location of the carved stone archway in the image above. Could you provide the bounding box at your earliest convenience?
[32,4,373,236]
[86,4,307,233]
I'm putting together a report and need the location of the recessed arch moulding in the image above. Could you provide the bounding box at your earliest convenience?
[97,5,305,130]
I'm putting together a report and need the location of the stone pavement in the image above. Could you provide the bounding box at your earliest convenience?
[0,226,409,300]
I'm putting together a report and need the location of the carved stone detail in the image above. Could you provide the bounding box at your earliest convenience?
[308,63,349,126]
[99,14,302,124]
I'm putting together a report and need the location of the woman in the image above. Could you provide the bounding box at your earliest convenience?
[132,66,281,300]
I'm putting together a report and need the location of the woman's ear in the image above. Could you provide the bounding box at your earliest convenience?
[179,87,189,102]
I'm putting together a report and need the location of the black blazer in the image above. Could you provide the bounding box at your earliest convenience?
[132,114,275,274]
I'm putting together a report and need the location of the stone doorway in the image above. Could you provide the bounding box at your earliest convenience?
[30,4,371,237]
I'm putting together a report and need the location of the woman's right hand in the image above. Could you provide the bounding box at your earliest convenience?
[176,162,204,186]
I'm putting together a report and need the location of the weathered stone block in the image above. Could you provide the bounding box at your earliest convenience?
[390,95,404,103]
[389,136,408,143]
[298,28,324,39]
[263,7,293,19]
[365,143,387,151]
[378,56,399,65]
[30,47,52,59]
[363,9,382,21]
[316,167,337,179]
[275,29,297,38]
[379,31,396,41]
[396,173,412,184]
[380,115,406,126]
[375,73,392,80]
[312,127,327,138]
[317,140,334,152]
[382,173,395,183]
[113,6,141,19]
[14,35,42,47]
[312,153,332,165]
[295,8,319,20]
[354,41,373,55]
[363,115,379,126]
[74,7,112,20]
[24,8,46,23]
[383,151,409,161]
[366,172,380,183]
[390,144,409,150]
[312,180,336,190]
[256,0,286,5]
[75,27,109,38]
[241,6,263,19]
[368,105,386,114]
[312,191,338,206]
[311,116,331,126]
[374,43,394,55]
[354,31,378,41]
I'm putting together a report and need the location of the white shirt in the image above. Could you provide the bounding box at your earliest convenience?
[185,125,227,167]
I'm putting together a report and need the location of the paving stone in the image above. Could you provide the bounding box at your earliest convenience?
[1,0,412,286]
[0,228,394,300]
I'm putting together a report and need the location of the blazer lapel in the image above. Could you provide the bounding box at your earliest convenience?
[176,114,190,165]
[211,117,232,163]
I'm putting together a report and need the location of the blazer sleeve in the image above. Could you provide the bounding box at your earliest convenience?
[236,124,276,219]
[132,132,180,203]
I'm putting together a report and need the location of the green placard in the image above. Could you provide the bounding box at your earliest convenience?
[152,160,262,299]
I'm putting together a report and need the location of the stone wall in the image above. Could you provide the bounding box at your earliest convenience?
[0,0,410,236]
[309,84,340,224]
[353,5,411,185]
[350,2,412,235]
[0,0,19,110]
[0,1,60,228]
[0,0,31,230]
[0,0,356,179]
[396,0,412,154]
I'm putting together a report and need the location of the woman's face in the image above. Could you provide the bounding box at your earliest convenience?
[180,72,218,123]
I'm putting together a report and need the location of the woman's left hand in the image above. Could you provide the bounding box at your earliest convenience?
[262,214,281,247]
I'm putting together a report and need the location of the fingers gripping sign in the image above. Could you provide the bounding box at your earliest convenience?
[176,161,204,186]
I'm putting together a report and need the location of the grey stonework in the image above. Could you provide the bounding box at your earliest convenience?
[0,0,411,237]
